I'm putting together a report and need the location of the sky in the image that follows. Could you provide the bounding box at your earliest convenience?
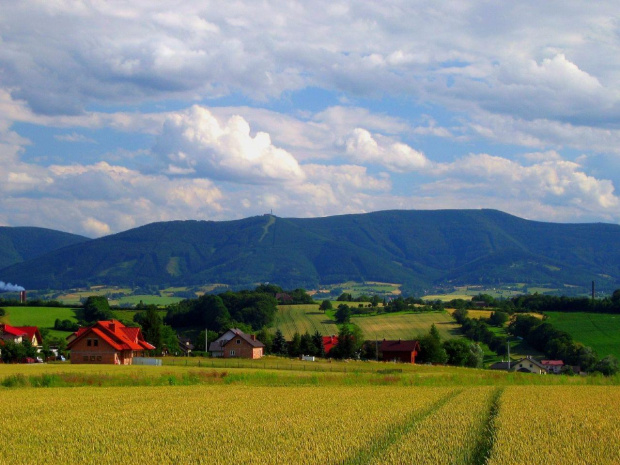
[1,1,620,237]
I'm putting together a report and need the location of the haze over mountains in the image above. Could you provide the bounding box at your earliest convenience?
[1,209,619,294]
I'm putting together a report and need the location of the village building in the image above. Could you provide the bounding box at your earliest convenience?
[322,335,338,356]
[488,361,513,371]
[208,328,264,359]
[0,324,42,346]
[380,339,420,364]
[66,320,155,365]
[512,356,547,374]
[541,360,564,374]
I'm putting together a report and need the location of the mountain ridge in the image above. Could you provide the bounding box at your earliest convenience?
[1,209,619,292]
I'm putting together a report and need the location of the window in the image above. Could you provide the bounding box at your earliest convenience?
[87,339,92,347]
[96,356,102,361]
[230,350,236,356]
[90,355,96,361]
[236,339,241,344]
[83,356,88,361]
[93,339,99,347]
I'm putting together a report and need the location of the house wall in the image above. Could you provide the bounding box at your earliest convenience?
[222,338,263,359]
[70,336,120,364]
[382,350,416,364]
[514,361,546,374]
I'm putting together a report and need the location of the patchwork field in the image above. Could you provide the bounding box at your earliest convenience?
[545,312,620,360]
[272,304,460,340]
[0,362,618,464]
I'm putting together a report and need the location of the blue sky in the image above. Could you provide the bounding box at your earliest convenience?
[1,1,619,237]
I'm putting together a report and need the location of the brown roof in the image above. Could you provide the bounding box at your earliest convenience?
[380,339,420,353]
[223,331,265,348]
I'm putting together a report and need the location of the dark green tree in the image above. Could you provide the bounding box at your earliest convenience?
[255,329,274,354]
[319,300,333,313]
[288,332,301,357]
[442,338,471,366]
[594,355,619,376]
[299,332,315,356]
[134,306,164,353]
[335,304,351,324]
[82,296,113,322]
[312,331,325,357]
[417,324,448,365]
[272,329,287,355]
[331,324,364,359]
[489,311,509,327]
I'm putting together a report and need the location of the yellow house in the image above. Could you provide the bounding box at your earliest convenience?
[512,356,547,374]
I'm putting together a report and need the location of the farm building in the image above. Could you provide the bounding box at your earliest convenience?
[67,320,155,365]
[541,360,564,374]
[512,356,547,374]
[0,324,42,346]
[322,335,338,355]
[489,361,513,371]
[380,339,420,364]
[208,328,264,359]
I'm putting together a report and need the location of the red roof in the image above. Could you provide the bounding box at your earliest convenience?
[322,336,338,354]
[380,339,420,353]
[0,324,42,343]
[541,360,564,366]
[67,320,155,351]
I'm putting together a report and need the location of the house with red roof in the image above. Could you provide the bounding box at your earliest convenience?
[541,360,564,374]
[380,339,420,364]
[67,320,155,364]
[0,324,43,346]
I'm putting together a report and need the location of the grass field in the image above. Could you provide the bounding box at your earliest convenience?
[545,312,620,360]
[272,304,460,340]
[0,362,619,464]
[0,306,80,339]
[0,306,166,340]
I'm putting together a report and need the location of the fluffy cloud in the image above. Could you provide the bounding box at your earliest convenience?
[431,153,619,210]
[345,128,430,172]
[155,106,305,183]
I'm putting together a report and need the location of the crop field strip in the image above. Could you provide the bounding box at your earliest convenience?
[273,304,460,340]
[3,380,616,464]
[488,386,620,464]
[0,385,455,464]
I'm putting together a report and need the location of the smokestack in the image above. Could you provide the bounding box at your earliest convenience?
[20,290,26,304]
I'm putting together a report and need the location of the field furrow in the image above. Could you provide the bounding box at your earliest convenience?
[488,386,620,465]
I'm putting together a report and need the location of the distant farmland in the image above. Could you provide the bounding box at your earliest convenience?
[545,312,620,360]
[272,304,461,340]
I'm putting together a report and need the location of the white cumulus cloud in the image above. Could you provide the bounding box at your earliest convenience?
[155,105,305,184]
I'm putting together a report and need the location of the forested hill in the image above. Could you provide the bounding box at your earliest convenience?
[0,226,89,270]
[1,209,620,292]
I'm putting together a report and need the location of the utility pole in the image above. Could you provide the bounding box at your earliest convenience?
[507,339,511,370]
[205,328,208,356]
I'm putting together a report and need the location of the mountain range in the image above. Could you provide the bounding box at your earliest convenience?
[1,209,619,293]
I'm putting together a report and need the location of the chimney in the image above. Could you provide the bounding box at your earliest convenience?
[109,323,115,332]
[20,291,26,304]
[251,334,256,341]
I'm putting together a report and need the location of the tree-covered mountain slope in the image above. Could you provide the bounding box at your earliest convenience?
[1,209,619,292]
[0,226,89,270]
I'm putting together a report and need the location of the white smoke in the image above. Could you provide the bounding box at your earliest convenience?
[0,281,25,292]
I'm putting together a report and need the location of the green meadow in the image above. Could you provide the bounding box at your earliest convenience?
[545,312,620,360]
